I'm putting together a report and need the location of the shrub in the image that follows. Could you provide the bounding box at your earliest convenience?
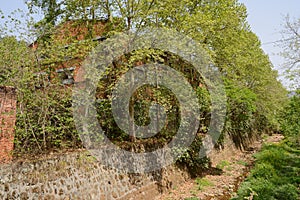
[234,142,300,200]
[273,184,298,200]
[249,163,277,180]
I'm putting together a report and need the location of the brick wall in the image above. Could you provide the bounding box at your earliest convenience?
[0,86,17,163]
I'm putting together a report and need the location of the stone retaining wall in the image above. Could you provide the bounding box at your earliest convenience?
[0,151,189,200]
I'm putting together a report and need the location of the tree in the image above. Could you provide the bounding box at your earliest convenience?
[4,0,287,156]
[280,16,300,88]
[26,0,63,25]
[0,36,35,86]
[280,90,300,139]
[0,8,82,154]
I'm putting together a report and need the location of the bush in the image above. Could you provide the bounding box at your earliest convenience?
[249,163,278,180]
[14,86,81,154]
[280,91,300,138]
[273,184,299,200]
[233,142,300,200]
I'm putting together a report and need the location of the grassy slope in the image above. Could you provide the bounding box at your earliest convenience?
[232,138,300,200]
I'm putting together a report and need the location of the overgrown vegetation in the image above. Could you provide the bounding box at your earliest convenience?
[0,0,287,170]
[233,142,300,200]
[233,93,300,200]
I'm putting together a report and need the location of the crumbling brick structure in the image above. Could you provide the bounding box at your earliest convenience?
[0,86,17,163]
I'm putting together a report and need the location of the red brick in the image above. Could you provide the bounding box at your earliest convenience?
[0,86,17,163]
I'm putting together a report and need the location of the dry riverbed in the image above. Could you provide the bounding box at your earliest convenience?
[157,134,284,200]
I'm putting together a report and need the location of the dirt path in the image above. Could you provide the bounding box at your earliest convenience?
[157,134,284,200]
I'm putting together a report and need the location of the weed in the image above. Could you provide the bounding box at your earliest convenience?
[236,160,248,166]
[184,197,199,200]
[189,189,198,196]
[225,166,233,171]
[216,160,231,170]
[195,177,214,191]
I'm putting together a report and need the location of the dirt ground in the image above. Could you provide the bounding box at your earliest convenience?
[156,134,284,200]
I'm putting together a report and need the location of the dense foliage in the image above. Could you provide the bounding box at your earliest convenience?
[280,90,300,144]
[0,0,287,166]
[233,92,300,200]
[233,142,300,200]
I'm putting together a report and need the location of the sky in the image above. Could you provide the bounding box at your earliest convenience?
[0,0,300,83]
[239,0,300,85]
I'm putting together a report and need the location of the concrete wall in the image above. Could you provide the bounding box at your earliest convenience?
[0,86,17,163]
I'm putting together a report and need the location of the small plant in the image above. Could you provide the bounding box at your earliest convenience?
[226,166,233,171]
[184,197,199,200]
[262,134,269,140]
[216,160,231,170]
[236,160,248,166]
[189,189,198,196]
[195,177,214,191]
